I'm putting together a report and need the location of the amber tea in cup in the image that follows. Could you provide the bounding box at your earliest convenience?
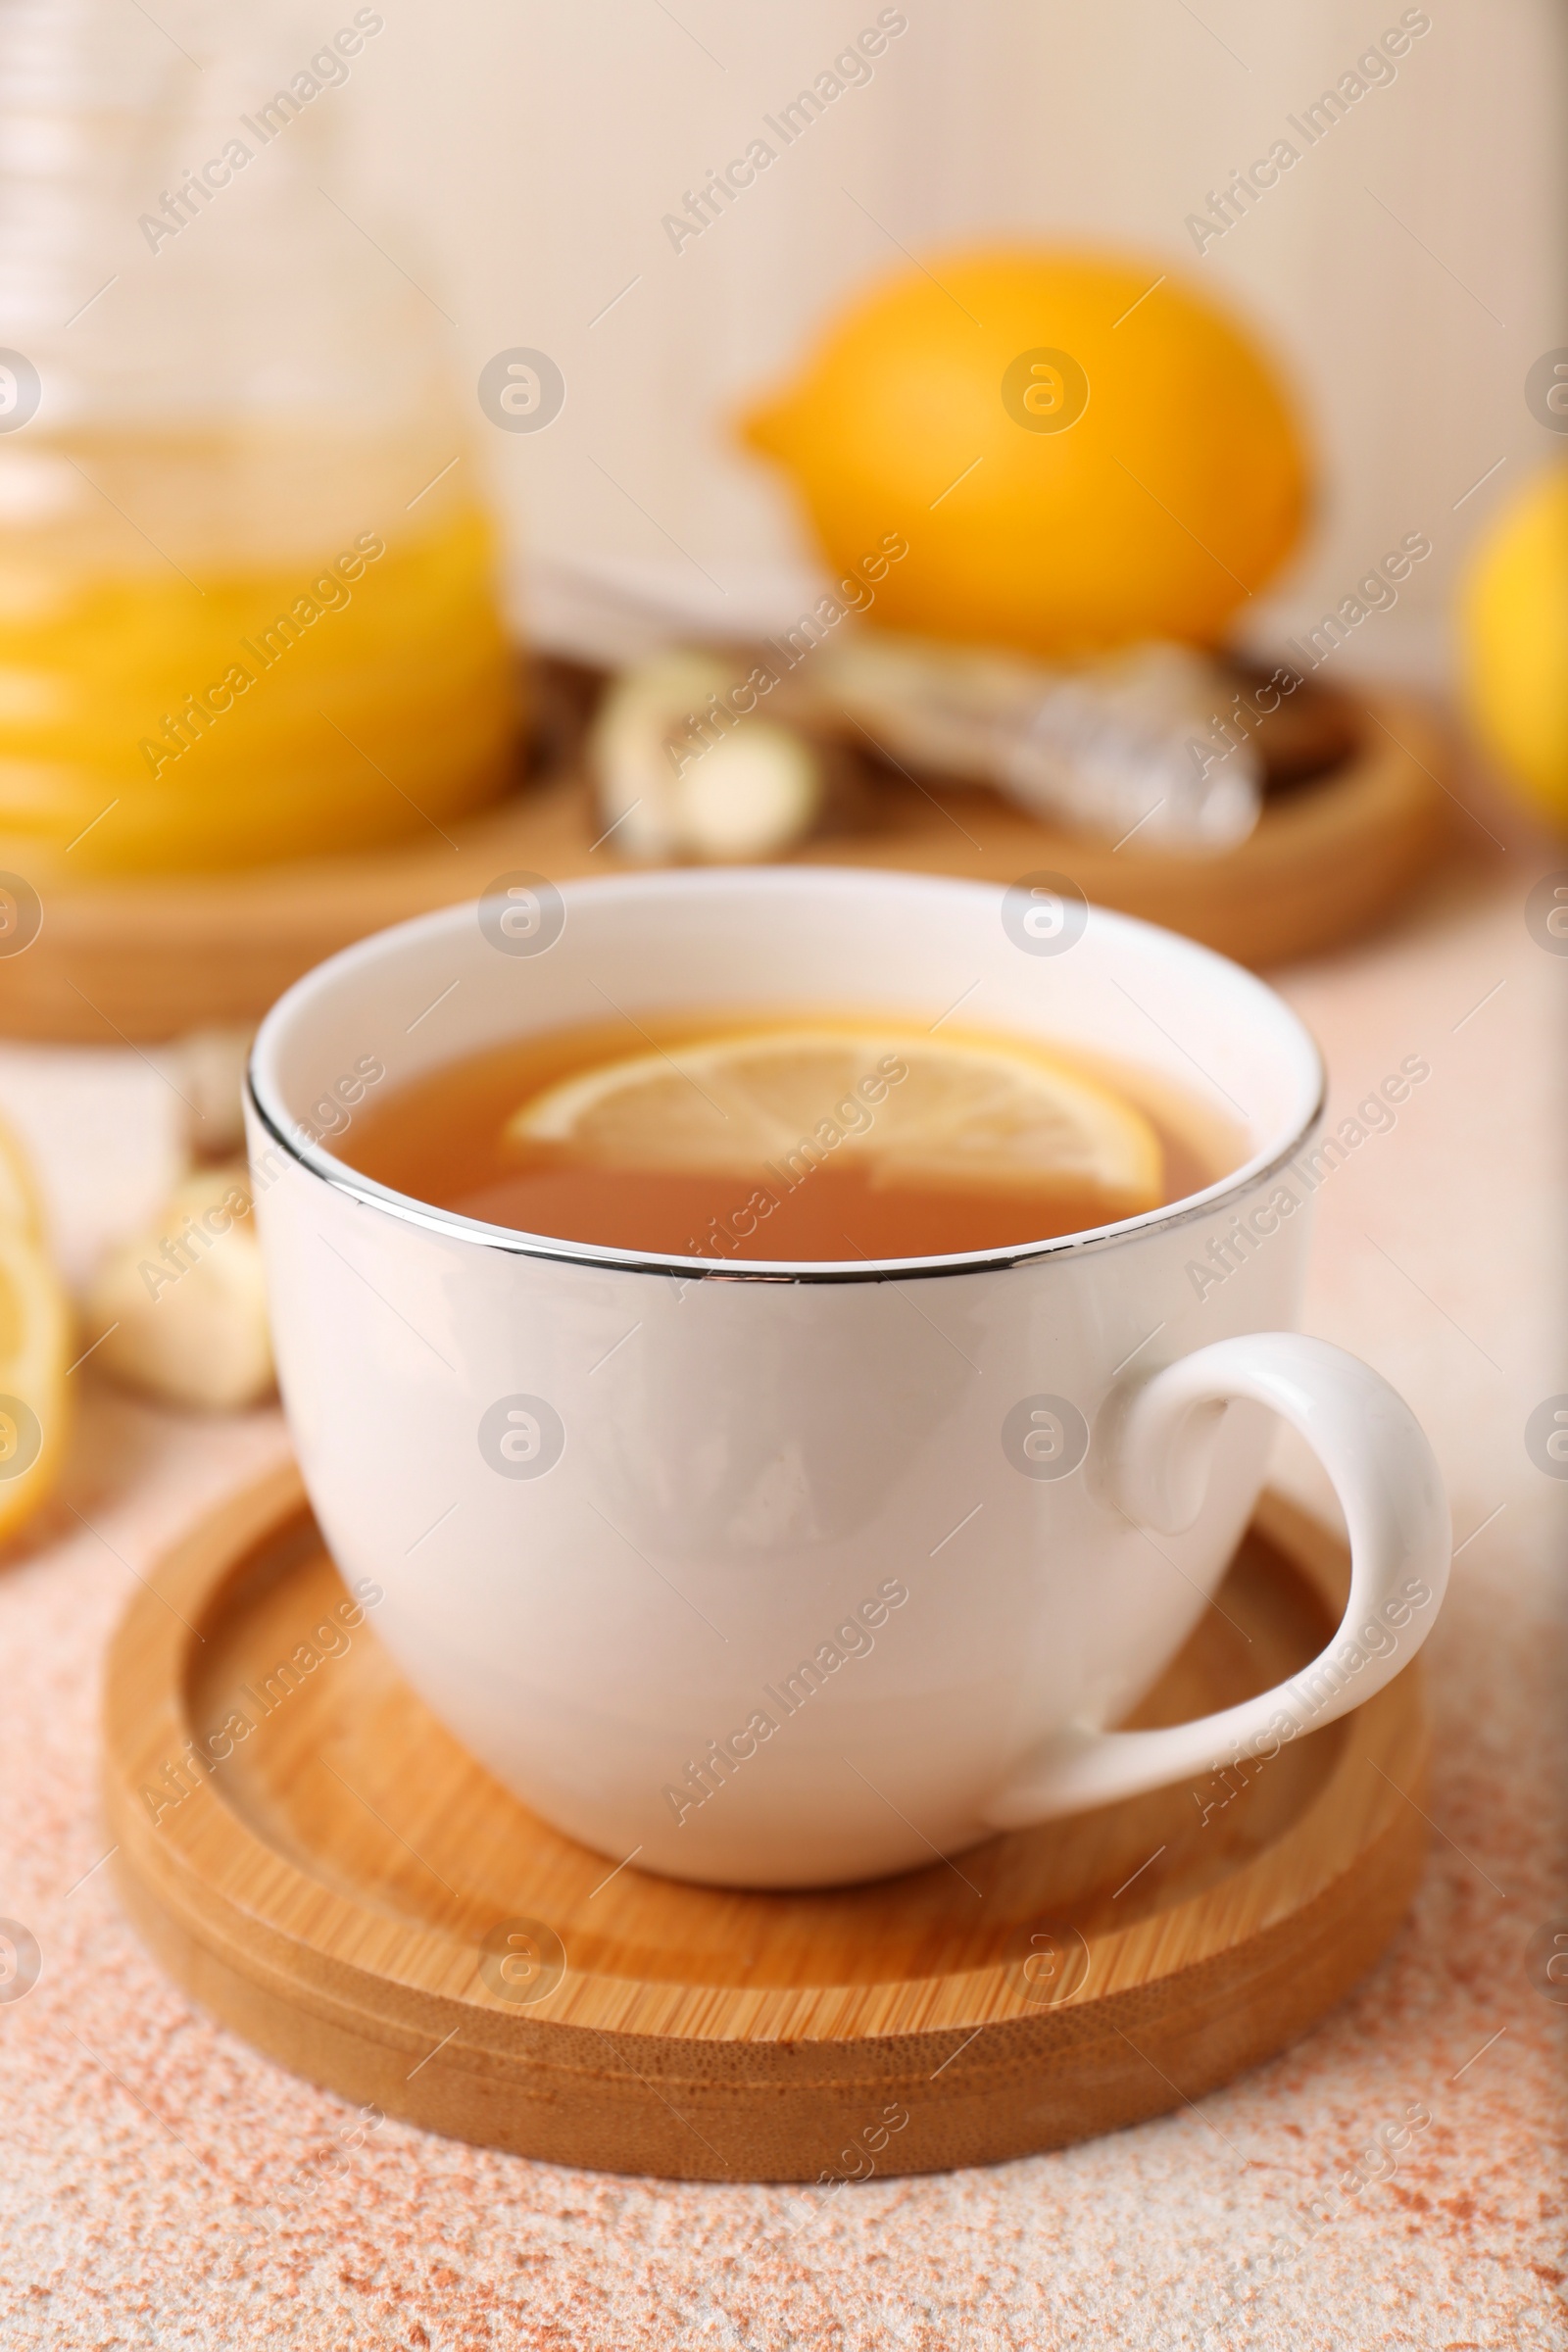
[340,1011,1244,1262]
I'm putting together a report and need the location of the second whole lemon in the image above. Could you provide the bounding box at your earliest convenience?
[1458,465,1568,828]
[741,248,1311,658]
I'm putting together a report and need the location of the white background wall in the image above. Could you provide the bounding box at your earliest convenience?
[330,0,1567,679]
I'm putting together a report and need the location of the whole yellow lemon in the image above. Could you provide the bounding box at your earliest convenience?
[741,248,1311,658]
[1458,466,1568,826]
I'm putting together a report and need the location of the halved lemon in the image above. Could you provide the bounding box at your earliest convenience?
[505,1028,1162,1215]
[0,1214,71,1543]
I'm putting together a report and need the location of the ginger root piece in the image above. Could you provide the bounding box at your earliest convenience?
[84,1165,273,1413]
[589,650,824,862]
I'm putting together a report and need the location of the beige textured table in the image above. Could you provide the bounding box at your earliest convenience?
[0,834,1563,2350]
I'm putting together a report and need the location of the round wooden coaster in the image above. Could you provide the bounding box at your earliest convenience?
[103,1466,1428,2181]
[6,684,1446,1042]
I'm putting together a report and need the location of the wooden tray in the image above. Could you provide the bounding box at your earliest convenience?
[7,684,1446,1043]
[104,1465,1428,2181]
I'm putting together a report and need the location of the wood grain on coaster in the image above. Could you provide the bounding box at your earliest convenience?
[104,1466,1429,2181]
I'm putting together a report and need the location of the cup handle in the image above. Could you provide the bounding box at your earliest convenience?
[980,1334,1450,1829]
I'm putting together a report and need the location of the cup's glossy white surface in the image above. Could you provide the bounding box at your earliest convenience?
[247,869,1449,1887]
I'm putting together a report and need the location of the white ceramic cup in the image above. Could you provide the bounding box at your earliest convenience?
[246,868,1449,1889]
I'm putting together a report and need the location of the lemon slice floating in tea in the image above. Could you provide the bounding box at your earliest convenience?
[505,1028,1162,1221]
